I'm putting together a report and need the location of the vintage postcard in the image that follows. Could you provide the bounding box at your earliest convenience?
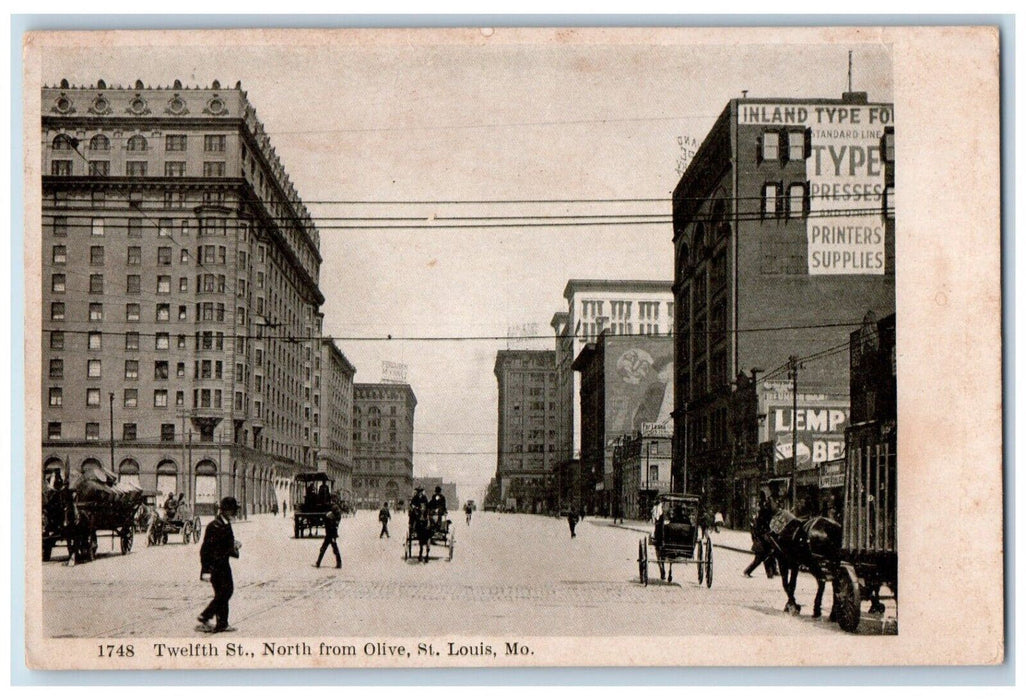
[21,25,1002,670]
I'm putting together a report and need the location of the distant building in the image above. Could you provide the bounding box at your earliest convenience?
[352,383,416,508]
[315,338,356,499]
[614,427,673,520]
[40,79,327,517]
[572,333,674,516]
[671,93,895,521]
[493,350,557,513]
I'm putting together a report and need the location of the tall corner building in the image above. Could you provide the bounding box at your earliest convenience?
[40,79,330,516]
[316,337,357,498]
[351,383,416,508]
[493,350,557,513]
[671,93,895,521]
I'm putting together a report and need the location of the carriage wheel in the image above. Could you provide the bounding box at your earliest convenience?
[638,539,649,586]
[697,540,705,585]
[704,538,713,588]
[86,532,98,561]
[834,564,862,633]
[403,533,411,560]
[193,517,202,543]
[161,530,168,545]
[183,521,193,545]
[147,525,157,546]
[448,533,455,561]
[121,528,133,555]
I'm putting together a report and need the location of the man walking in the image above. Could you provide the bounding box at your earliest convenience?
[197,497,241,634]
[282,500,287,518]
[567,511,579,538]
[744,493,777,578]
[316,504,342,568]
[378,502,391,539]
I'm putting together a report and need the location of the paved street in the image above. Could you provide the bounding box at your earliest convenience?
[43,511,865,638]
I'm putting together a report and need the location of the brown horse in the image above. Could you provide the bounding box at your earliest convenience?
[408,504,432,562]
[762,512,841,618]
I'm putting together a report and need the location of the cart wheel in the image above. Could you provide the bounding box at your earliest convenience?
[638,539,649,586]
[86,532,98,561]
[834,563,861,633]
[121,528,133,555]
[193,517,202,543]
[183,521,192,545]
[705,538,713,588]
[403,534,411,560]
[698,540,705,584]
[448,533,455,561]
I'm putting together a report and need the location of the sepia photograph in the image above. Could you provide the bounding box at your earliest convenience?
[19,25,1003,670]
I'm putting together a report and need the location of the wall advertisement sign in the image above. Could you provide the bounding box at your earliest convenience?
[739,102,892,275]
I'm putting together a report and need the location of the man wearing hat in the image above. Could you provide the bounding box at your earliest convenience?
[409,486,428,527]
[316,503,342,569]
[197,497,241,633]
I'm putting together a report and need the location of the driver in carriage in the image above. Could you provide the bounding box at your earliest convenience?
[409,486,428,525]
[428,486,448,529]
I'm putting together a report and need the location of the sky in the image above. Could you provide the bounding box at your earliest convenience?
[42,30,892,502]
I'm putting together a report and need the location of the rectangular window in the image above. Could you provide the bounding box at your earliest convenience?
[180,249,189,263]
[52,245,67,264]
[88,332,101,350]
[123,388,138,408]
[91,218,104,236]
[126,275,141,294]
[126,161,147,177]
[164,161,186,177]
[49,387,63,406]
[127,246,141,265]
[158,218,172,237]
[50,331,64,350]
[50,302,65,321]
[204,135,226,152]
[92,191,105,206]
[51,274,65,293]
[90,245,104,265]
[154,361,169,380]
[203,161,226,177]
[157,276,171,294]
[85,423,100,441]
[155,332,169,350]
[49,358,63,379]
[88,160,110,176]
[166,135,187,151]
[51,160,73,176]
[124,360,139,379]
[178,305,187,320]
[175,390,184,407]
[762,182,781,218]
[89,303,103,321]
[161,424,176,442]
[883,127,895,163]
[156,303,170,322]
[787,182,808,218]
[52,216,68,236]
[176,361,186,377]
[125,332,139,351]
[157,247,172,266]
[123,423,137,441]
[788,130,806,161]
[86,388,100,407]
[86,359,101,378]
[127,218,142,237]
[47,422,61,439]
[126,303,140,321]
[762,131,780,161]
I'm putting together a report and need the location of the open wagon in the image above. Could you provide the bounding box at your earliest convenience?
[147,502,201,546]
[42,466,142,563]
[832,421,897,632]
[404,506,455,562]
[637,494,712,587]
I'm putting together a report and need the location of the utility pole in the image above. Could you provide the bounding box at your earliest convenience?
[787,355,801,510]
[108,392,115,476]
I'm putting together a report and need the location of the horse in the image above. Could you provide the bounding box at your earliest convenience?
[409,505,432,562]
[762,511,841,619]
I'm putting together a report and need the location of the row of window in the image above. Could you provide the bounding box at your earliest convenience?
[48,358,226,381]
[48,386,228,410]
[51,160,226,178]
[761,181,895,220]
[52,133,226,153]
[758,128,895,165]
[46,421,180,442]
[48,329,228,352]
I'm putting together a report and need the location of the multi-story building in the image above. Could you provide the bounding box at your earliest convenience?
[40,79,326,516]
[613,427,673,520]
[551,280,674,487]
[351,383,416,508]
[493,350,558,513]
[671,92,895,522]
[572,333,674,515]
[315,337,356,498]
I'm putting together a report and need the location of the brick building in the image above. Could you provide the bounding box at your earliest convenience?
[351,383,416,508]
[671,93,895,523]
[493,350,558,513]
[40,79,330,516]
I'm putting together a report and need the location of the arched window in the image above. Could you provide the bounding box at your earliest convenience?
[89,134,110,151]
[155,459,178,502]
[692,224,706,262]
[126,135,148,152]
[52,134,75,151]
[118,458,140,489]
[195,460,218,505]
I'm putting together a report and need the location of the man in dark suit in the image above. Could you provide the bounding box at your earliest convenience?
[197,497,240,633]
[316,505,342,568]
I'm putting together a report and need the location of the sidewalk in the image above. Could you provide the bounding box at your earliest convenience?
[587,516,754,554]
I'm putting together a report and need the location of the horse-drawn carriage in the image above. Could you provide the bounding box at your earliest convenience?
[293,472,335,538]
[42,466,142,563]
[637,494,713,587]
[404,504,454,562]
[832,422,897,632]
[146,500,202,546]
